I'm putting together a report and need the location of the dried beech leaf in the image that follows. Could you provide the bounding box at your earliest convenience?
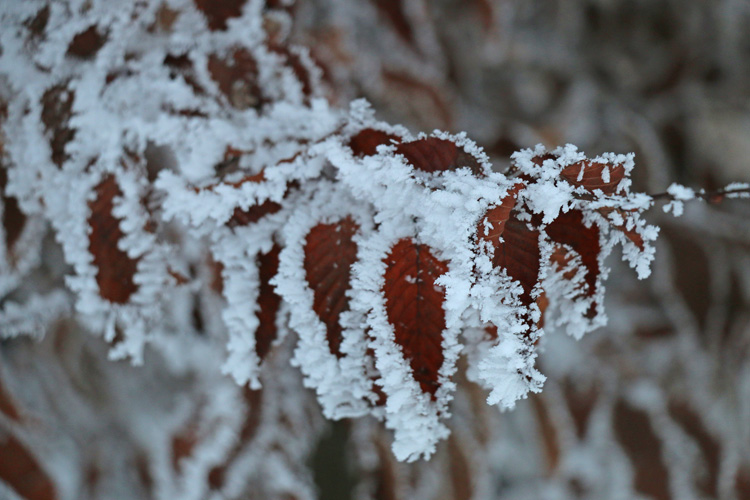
[255,244,281,361]
[597,207,645,250]
[382,71,453,128]
[668,399,720,496]
[483,213,541,309]
[207,49,265,109]
[0,434,56,500]
[396,137,483,176]
[531,394,560,474]
[613,400,670,500]
[194,0,247,31]
[40,85,75,167]
[383,239,449,396]
[0,167,25,255]
[562,379,598,439]
[348,129,400,157]
[24,6,49,38]
[171,419,199,474]
[477,183,523,245]
[227,200,282,227]
[371,0,414,46]
[559,160,625,195]
[87,175,139,304]
[66,25,106,59]
[270,46,313,97]
[545,210,600,316]
[304,217,359,357]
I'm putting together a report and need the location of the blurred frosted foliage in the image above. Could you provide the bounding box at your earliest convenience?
[0,0,749,499]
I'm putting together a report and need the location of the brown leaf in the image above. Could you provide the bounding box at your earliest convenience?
[395,137,483,176]
[596,207,645,251]
[194,0,247,31]
[255,244,281,361]
[207,48,265,109]
[0,167,26,257]
[381,71,453,128]
[269,46,314,98]
[87,175,139,304]
[545,210,600,318]
[559,160,625,195]
[531,394,560,475]
[227,200,282,228]
[448,436,474,500]
[383,239,449,397]
[668,399,720,497]
[24,6,49,39]
[163,53,204,95]
[562,379,598,439]
[371,0,414,46]
[304,218,359,358]
[477,183,523,247]
[737,465,750,500]
[482,213,541,309]
[0,434,57,500]
[348,129,400,157]
[67,26,106,59]
[613,400,671,500]
[40,85,75,167]
[171,418,199,474]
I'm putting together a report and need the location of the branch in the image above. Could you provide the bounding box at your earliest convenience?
[649,183,750,205]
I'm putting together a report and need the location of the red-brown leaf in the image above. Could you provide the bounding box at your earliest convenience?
[304,218,359,358]
[255,244,281,361]
[40,85,75,167]
[371,0,414,46]
[227,200,282,228]
[395,137,483,176]
[381,71,453,128]
[545,210,600,317]
[477,183,523,247]
[0,434,57,500]
[597,207,645,251]
[0,167,25,257]
[383,239,449,397]
[560,160,625,195]
[207,48,265,109]
[66,25,106,59]
[87,175,139,304]
[488,217,541,308]
[613,400,671,500]
[348,129,400,157]
[269,46,313,97]
[194,0,247,31]
[668,399,720,497]
[171,418,199,474]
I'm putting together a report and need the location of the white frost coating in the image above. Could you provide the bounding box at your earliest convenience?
[0,291,70,339]
[663,183,695,216]
[274,182,376,419]
[348,215,451,462]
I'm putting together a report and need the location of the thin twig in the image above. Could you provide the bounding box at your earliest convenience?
[649,185,750,204]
